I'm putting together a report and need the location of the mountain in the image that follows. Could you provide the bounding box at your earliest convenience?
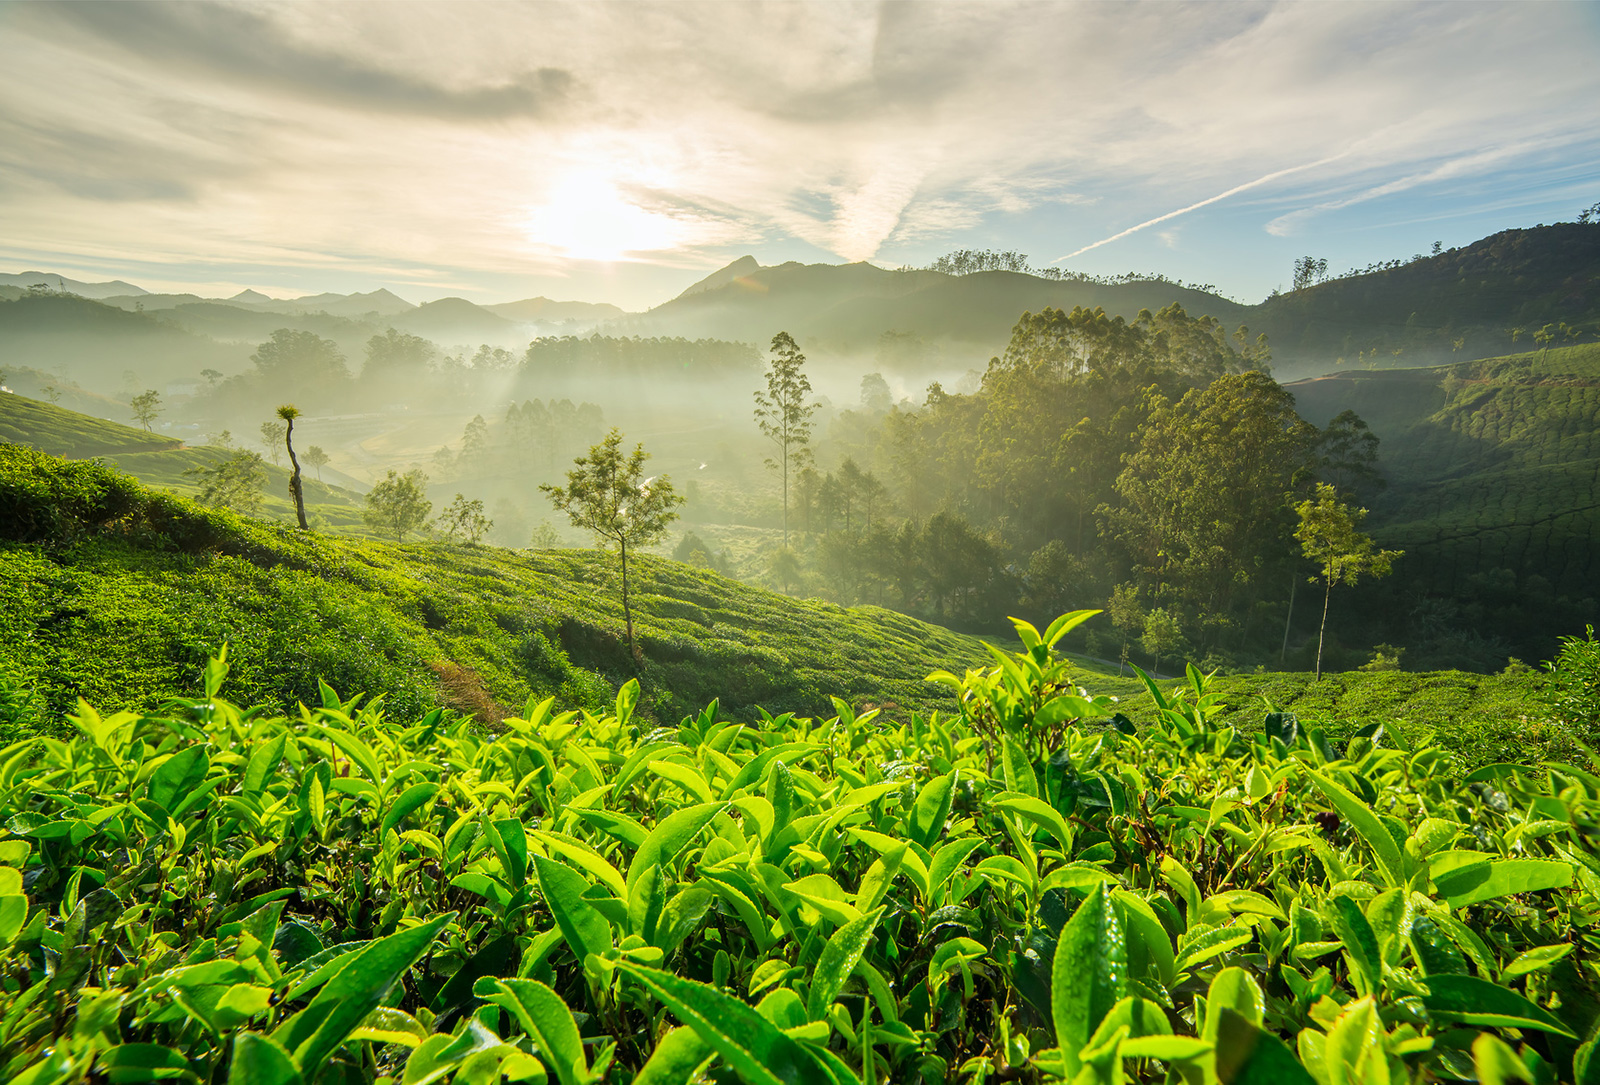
[0,291,251,387]
[228,289,278,305]
[482,296,628,325]
[611,224,1599,375]
[614,257,1248,359]
[0,271,149,298]
[1251,224,1600,375]
[391,296,519,343]
[675,254,761,299]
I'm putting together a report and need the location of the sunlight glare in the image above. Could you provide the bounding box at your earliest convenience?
[520,173,690,262]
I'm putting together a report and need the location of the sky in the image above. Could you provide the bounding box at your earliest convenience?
[0,0,1596,311]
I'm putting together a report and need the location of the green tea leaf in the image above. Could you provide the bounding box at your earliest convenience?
[148,747,208,815]
[635,1025,714,1085]
[272,912,453,1076]
[806,905,885,1022]
[991,792,1072,852]
[473,977,587,1085]
[1213,1007,1316,1085]
[242,734,288,795]
[1305,769,1405,885]
[1434,858,1574,908]
[909,771,955,849]
[1422,974,1578,1037]
[620,962,824,1085]
[380,782,440,838]
[629,802,726,892]
[533,853,611,963]
[1050,883,1127,1077]
[230,1032,305,1085]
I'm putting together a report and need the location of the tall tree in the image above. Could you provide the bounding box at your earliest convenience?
[277,405,309,530]
[252,329,349,384]
[185,451,266,515]
[1294,483,1402,680]
[364,469,432,542]
[1316,409,1384,497]
[753,331,817,548]
[540,429,682,661]
[433,494,493,544]
[130,389,162,431]
[259,421,286,466]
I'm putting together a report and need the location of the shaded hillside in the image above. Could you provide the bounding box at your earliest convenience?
[0,292,250,387]
[1288,343,1600,666]
[0,444,996,727]
[1254,223,1600,375]
[612,258,1248,358]
[391,296,521,343]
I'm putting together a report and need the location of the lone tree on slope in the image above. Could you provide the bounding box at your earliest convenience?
[1294,482,1402,680]
[541,429,682,663]
[277,404,309,530]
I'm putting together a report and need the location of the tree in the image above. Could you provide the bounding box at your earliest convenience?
[1108,583,1144,675]
[433,494,493,544]
[860,372,892,414]
[1292,256,1329,291]
[252,329,349,384]
[277,405,309,530]
[260,421,286,465]
[200,368,223,387]
[540,429,682,661]
[362,329,435,381]
[302,445,330,482]
[1294,483,1402,680]
[1140,607,1187,677]
[186,451,266,515]
[130,389,162,431]
[1316,409,1384,497]
[365,469,432,542]
[753,331,817,548]
[40,385,61,404]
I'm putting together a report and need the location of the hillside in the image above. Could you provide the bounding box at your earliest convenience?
[0,291,252,387]
[0,392,370,531]
[612,258,1248,358]
[1288,342,1600,666]
[1253,223,1600,374]
[0,443,1008,733]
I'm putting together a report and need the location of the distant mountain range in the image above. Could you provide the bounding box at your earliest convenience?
[4,221,1595,381]
[605,223,1598,377]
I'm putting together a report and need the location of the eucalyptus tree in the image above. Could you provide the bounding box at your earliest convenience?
[753,331,817,548]
[1294,482,1402,679]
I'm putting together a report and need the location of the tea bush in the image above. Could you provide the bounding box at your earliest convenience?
[3,614,1599,1084]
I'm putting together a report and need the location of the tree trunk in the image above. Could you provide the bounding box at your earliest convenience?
[284,417,309,530]
[620,537,639,665]
[1280,573,1297,662]
[1315,577,1332,680]
[781,439,789,551]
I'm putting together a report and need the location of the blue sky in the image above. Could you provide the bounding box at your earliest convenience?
[0,1,1595,310]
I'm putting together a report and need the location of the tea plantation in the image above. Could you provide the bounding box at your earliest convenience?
[4,443,1600,1084]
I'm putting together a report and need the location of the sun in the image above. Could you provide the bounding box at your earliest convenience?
[520,173,689,263]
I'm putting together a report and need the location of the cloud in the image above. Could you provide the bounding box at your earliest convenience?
[29,2,574,120]
[0,0,1597,300]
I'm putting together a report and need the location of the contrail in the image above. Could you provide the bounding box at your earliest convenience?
[1052,153,1348,263]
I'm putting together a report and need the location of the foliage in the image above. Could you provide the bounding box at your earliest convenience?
[4,619,1599,1085]
[365,469,433,542]
[434,494,494,545]
[251,328,350,384]
[542,430,683,660]
[1547,626,1600,734]
[302,444,330,481]
[1295,484,1403,679]
[186,449,269,516]
[128,388,161,431]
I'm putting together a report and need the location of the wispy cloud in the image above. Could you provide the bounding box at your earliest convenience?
[1056,154,1350,261]
[0,1,1595,305]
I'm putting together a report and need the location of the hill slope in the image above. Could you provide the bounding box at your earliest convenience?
[0,444,1002,731]
[1288,342,1600,666]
